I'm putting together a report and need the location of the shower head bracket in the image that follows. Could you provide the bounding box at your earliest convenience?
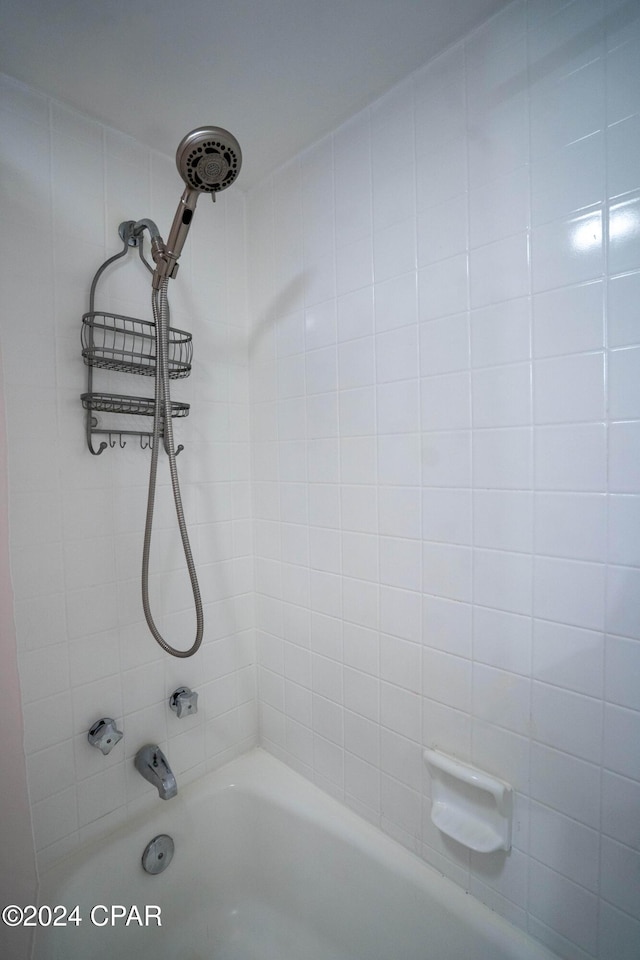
[118,221,142,247]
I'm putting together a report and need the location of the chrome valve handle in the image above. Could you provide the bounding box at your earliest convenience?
[88,718,123,755]
[169,686,198,718]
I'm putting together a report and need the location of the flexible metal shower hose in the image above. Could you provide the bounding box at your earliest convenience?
[141,277,204,657]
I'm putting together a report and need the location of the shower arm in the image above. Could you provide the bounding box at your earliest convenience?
[120,217,162,248]
[124,218,172,287]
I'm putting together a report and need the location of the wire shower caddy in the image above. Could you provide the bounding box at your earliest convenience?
[81,221,193,455]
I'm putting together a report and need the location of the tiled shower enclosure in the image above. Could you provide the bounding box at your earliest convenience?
[1,1,639,958]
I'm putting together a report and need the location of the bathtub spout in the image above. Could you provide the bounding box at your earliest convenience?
[135,745,177,800]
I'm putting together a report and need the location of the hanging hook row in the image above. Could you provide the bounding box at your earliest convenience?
[88,427,183,455]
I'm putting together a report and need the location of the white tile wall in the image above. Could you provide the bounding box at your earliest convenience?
[247,2,640,958]
[0,73,256,869]
[1,1,639,958]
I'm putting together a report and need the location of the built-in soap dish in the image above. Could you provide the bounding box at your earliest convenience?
[424,748,512,853]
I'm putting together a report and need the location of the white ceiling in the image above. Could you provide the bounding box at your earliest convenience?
[1,0,510,190]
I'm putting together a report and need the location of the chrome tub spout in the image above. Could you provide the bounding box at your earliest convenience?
[134,745,177,800]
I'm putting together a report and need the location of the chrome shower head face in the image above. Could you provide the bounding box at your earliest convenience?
[176,126,242,194]
[152,126,242,286]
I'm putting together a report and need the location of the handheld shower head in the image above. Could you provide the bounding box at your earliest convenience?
[176,126,242,194]
[153,126,242,285]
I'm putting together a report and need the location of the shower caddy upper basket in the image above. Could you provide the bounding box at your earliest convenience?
[81,221,192,455]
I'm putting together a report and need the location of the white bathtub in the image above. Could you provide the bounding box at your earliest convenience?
[34,748,559,960]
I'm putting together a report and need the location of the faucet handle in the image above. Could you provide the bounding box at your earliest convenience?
[169,686,198,719]
[88,718,123,755]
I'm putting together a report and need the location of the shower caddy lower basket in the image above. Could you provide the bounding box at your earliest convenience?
[81,223,192,455]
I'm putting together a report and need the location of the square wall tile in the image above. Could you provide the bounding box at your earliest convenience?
[378,434,422,486]
[336,235,373,296]
[422,542,472,603]
[529,801,599,892]
[423,648,471,712]
[609,421,640,493]
[417,194,468,266]
[469,233,529,308]
[18,644,70,704]
[418,254,468,321]
[423,489,471,546]
[380,682,421,741]
[374,273,418,333]
[468,96,529,189]
[379,486,420,540]
[473,427,532,490]
[472,606,531,676]
[473,548,532,616]
[377,380,420,435]
[31,787,78,851]
[533,556,605,631]
[422,430,471,488]
[534,492,607,562]
[531,682,603,765]
[379,537,421,591]
[422,372,470,431]
[469,165,529,247]
[415,75,465,149]
[373,217,416,283]
[472,663,530,736]
[533,280,604,358]
[608,270,640,348]
[342,531,378,583]
[607,114,640,199]
[27,740,76,805]
[23,692,74,755]
[528,859,598,955]
[531,132,604,226]
[380,634,421,694]
[375,325,419,383]
[530,57,604,159]
[380,585,422,644]
[52,133,104,244]
[609,345,640,420]
[529,0,605,79]
[606,35,640,126]
[473,490,533,554]
[599,903,640,960]
[423,595,472,659]
[533,619,604,699]
[605,635,640,711]
[608,194,640,274]
[338,337,375,390]
[534,423,606,491]
[601,770,640,847]
[608,495,640,566]
[471,298,530,369]
[334,120,372,248]
[416,135,468,207]
[603,703,640,780]
[419,313,469,376]
[532,211,604,293]
[606,565,640,640]
[530,741,601,829]
[472,362,531,428]
[600,836,640,921]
